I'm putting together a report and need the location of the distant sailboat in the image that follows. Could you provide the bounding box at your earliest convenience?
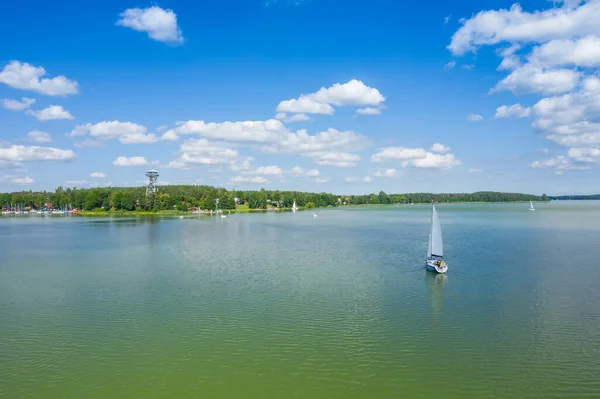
[426,203,448,274]
[529,201,535,211]
[313,212,318,218]
[292,200,298,212]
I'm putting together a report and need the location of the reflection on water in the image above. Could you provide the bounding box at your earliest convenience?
[1,202,600,398]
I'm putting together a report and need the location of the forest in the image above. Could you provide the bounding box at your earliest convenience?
[0,185,549,212]
[548,194,600,200]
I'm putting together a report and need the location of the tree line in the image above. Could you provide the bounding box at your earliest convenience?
[548,194,600,200]
[0,185,548,212]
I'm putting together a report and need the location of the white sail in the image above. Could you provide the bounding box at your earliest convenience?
[292,200,297,211]
[530,201,534,209]
[428,204,443,258]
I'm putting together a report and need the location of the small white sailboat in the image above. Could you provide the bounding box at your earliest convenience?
[313,212,318,218]
[529,201,535,211]
[292,200,298,212]
[426,203,448,274]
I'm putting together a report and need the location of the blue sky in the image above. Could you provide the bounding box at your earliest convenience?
[1,0,599,194]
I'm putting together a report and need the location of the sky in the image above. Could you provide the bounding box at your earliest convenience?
[1,0,600,195]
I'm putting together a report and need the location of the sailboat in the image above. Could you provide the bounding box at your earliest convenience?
[292,200,298,212]
[426,203,448,274]
[528,201,535,211]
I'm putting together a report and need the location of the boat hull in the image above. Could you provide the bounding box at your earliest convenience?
[426,259,448,274]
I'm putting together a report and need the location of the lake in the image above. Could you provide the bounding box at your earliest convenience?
[1,202,599,398]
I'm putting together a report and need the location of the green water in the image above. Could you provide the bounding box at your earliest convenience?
[1,202,599,398]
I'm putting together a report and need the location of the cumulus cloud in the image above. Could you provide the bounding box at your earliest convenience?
[162,119,287,142]
[70,121,158,144]
[290,166,320,177]
[276,79,385,115]
[12,176,35,185]
[116,6,183,44]
[430,143,451,153]
[0,61,78,96]
[162,118,366,168]
[530,155,590,170]
[492,65,580,94]
[90,172,107,178]
[355,107,381,116]
[494,103,531,118]
[528,36,600,68]
[402,153,461,169]
[26,105,74,121]
[1,97,35,111]
[0,145,76,162]
[26,130,52,143]
[275,113,310,122]
[467,113,483,121]
[371,147,428,162]
[243,165,284,176]
[372,145,460,169]
[374,168,398,177]
[167,138,240,169]
[448,2,600,56]
[113,156,149,167]
[344,176,373,183]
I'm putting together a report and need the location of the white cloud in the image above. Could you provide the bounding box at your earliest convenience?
[444,60,456,70]
[116,6,183,44]
[494,103,531,118]
[402,153,461,169]
[71,121,158,144]
[276,79,385,115]
[90,172,107,178]
[462,64,475,70]
[468,168,483,173]
[229,176,270,185]
[156,124,168,132]
[568,147,600,163]
[467,113,483,121]
[162,119,287,142]
[430,143,451,153]
[315,177,329,183]
[528,36,600,68]
[372,147,428,162]
[113,156,148,167]
[0,61,78,96]
[0,145,76,162]
[492,65,580,94]
[530,155,590,170]
[276,97,334,115]
[1,97,35,111]
[531,76,600,148]
[444,15,451,24]
[26,130,52,143]
[168,138,240,169]
[311,152,361,167]
[11,176,35,185]
[163,118,366,168]
[290,166,320,177]
[244,165,284,175]
[374,168,398,177]
[344,176,373,183]
[275,112,310,122]
[497,44,522,70]
[355,107,381,115]
[26,105,74,121]
[448,2,600,56]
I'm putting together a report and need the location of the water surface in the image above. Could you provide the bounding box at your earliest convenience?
[1,202,599,398]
